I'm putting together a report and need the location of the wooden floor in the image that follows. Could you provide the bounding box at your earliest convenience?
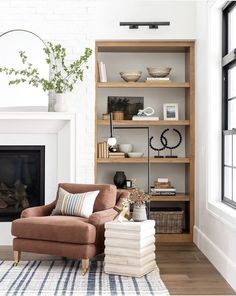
[0,243,235,295]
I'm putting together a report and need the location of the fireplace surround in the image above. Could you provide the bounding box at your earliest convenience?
[0,145,45,222]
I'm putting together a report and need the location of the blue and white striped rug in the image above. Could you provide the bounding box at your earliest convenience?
[0,260,169,296]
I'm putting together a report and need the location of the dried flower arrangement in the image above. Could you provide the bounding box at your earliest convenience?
[128,188,150,207]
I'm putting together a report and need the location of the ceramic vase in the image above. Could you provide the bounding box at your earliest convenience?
[132,204,147,222]
[113,171,126,188]
[54,93,67,112]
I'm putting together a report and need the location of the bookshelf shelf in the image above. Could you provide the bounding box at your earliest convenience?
[97,119,190,126]
[97,157,191,164]
[150,193,190,202]
[97,82,190,88]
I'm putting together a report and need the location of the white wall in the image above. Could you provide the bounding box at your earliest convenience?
[194,0,236,291]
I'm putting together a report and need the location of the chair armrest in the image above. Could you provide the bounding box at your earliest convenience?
[21,201,56,218]
[88,208,117,226]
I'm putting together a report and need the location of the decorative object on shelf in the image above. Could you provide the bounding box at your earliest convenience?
[125,180,133,188]
[102,113,109,120]
[160,128,182,158]
[149,135,167,158]
[149,128,182,158]
[132,106,159,121]
[163,103,178,120]
[107,112,117,151]
[151,178,176,196]
[113,171,127,188]
[108,96,144,120]
[113,198,131,222]
[127,152,144,158]
[113,111,124,120]
[128,188,150,222]
[97,141,109,158]
[109,152,125,158]
[0,40,92,112]
[120,21,170,29]
[147,67,171,78]
[98,61,107,82]
[120,71,142,82]
[119,143,133,154]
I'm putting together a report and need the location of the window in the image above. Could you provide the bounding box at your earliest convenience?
[222,2,236,208]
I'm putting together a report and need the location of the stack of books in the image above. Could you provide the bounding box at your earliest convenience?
[151,178,176,196]
[97,142,109,158]
[98,61,107,82]
[109,152,125,158]
[146,77,171,82]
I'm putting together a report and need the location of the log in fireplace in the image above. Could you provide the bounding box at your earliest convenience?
[0,146,45,221]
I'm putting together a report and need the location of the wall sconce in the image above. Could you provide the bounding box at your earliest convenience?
[120,22,170,29]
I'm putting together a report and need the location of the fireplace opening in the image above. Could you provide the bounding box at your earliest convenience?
[0,146,45,222]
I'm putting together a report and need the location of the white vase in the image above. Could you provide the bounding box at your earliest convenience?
[54,93,67,112]
[132,204,147,222]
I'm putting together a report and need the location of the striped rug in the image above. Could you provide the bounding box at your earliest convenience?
[0,260,169,296]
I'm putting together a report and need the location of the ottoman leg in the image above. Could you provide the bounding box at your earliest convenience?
[82,259,89,275]
[14,251,21,266]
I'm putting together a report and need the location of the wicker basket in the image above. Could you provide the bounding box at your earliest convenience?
[149,208,183,233]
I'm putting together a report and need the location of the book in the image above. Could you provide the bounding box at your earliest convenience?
[146,77,170,81]
[132,115,159,120]
[151,192,176,196]
[98,61,107,82]
[157,178,169,183]
[151,188,176,192]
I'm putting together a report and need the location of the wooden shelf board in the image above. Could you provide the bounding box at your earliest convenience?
[150,194,190,202]
[97,82,190,88]
[155,233,192,243]
[97,157,191,164]
[97,119,190,126]
[96,40,194,53]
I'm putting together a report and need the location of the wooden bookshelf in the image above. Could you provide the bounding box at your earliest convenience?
[95,40,195,243]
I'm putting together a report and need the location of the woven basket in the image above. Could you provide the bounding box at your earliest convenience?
[150,208,183,233]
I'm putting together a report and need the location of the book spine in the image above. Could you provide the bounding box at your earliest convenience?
[102,63,107,82]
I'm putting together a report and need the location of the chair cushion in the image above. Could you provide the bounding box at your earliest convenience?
[12,216,96,244]
[58,183,117,212]
[51,188,99,218]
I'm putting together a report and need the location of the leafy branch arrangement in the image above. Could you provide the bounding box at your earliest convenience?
[0,42,92,93]
[128,188,150,207]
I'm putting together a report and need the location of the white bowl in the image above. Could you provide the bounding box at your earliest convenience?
[147,67,171,78]
[120,71,142,82]
[128,152,144,158]
[119,144,133,153]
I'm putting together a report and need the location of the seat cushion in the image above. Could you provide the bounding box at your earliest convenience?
[12,216,96,244]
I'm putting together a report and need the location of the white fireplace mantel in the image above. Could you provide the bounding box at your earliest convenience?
[0,112,76,134]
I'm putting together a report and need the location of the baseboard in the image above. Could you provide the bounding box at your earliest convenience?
[194,226,236,291]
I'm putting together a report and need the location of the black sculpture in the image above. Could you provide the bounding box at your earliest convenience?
[149,128,182,158]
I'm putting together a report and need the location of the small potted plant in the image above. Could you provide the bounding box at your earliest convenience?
[128,188,150,222]
[0,42,92,111]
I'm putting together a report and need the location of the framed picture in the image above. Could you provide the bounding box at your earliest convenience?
[163,103,179,120]
[108,96,144,120]
[125,180,132,188]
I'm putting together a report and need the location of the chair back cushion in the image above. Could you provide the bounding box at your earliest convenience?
[57,183,117,212]
[52,188,99,218]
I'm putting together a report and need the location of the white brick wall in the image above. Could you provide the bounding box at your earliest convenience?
[0,0,197,184]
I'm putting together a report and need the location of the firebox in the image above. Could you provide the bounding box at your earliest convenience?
[0,146,45,221]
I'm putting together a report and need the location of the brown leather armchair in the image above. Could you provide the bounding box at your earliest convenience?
[11,183,129,274]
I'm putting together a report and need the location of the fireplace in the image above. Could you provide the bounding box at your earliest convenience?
[0,146,45,222]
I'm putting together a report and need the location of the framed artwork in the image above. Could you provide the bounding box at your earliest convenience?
[163,103,179,120]
[108,96,144,120]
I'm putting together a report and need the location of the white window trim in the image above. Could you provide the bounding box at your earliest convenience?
[206,0,236,229]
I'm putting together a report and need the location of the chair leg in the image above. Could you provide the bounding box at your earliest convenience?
[82,259,89,275]
[14,251,21,266]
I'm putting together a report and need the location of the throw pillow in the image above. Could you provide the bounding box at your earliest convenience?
[51,188,99,218]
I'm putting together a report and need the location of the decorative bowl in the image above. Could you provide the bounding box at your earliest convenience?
[120,71,142,82]
[128,152,144,158]
[119,144,133,154]
[147,67,171,78]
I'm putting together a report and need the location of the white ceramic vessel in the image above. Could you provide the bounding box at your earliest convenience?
[119,144,133,153]
[120,71,142,82]
[128,152,143,158]
[147,67,171,78]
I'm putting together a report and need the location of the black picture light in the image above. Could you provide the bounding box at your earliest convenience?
[120,22,170,29]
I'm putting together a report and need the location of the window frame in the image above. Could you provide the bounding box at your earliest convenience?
[222,1,236,208]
